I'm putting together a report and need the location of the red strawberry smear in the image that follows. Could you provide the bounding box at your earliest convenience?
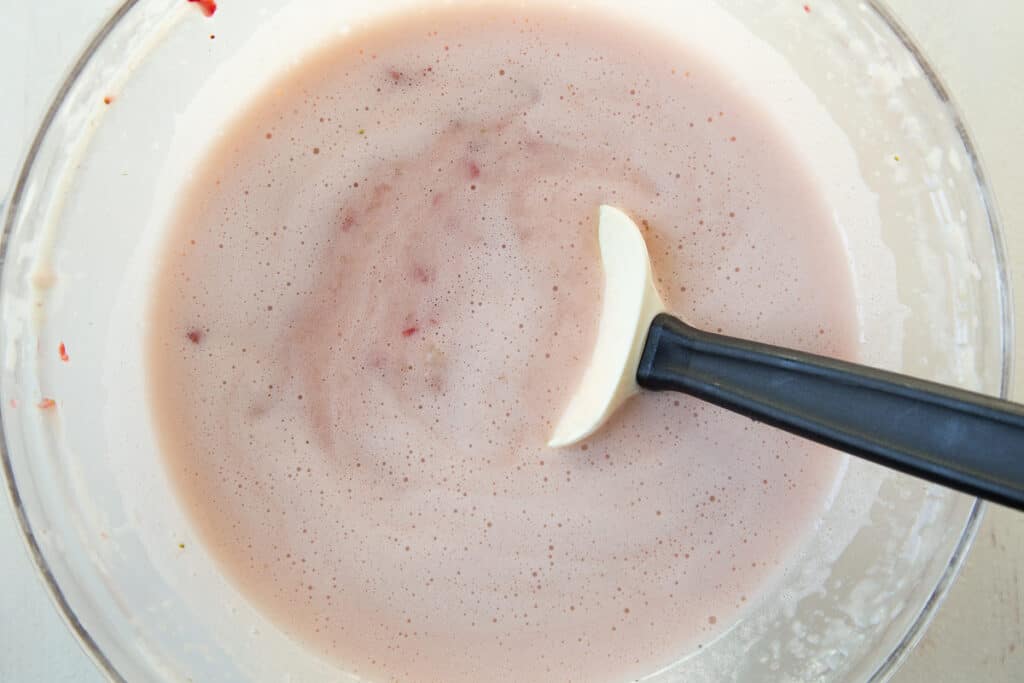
[188,0,217,17]
[412,265,432,283]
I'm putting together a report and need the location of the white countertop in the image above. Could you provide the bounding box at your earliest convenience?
[1,1,1022,681]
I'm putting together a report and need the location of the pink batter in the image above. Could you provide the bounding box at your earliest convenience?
[148,5,857,682]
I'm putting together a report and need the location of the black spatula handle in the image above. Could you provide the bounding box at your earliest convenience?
[636,313,1024,510]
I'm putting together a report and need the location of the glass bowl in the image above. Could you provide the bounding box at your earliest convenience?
[0,0,1011,681]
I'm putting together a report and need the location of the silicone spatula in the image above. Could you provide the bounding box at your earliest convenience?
[549,205,1024,510]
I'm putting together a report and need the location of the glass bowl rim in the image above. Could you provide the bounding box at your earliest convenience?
[0,1,1013,681]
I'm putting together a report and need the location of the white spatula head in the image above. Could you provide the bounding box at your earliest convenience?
[547,206,666,448]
